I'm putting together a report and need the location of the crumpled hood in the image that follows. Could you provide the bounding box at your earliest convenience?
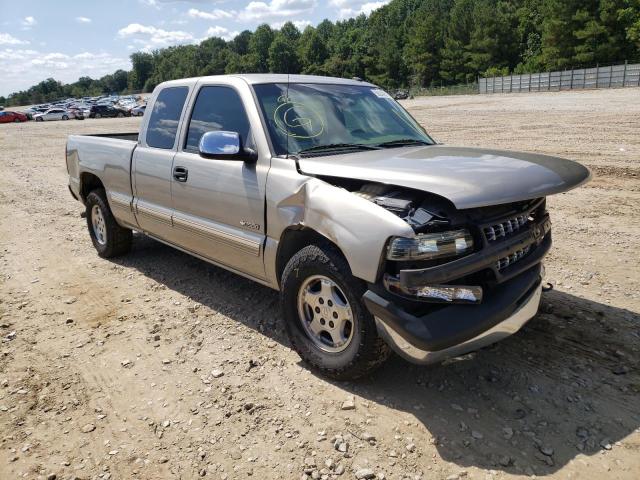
[297,145,591,209]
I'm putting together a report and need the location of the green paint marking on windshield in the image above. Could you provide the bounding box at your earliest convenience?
[273,96,325,139]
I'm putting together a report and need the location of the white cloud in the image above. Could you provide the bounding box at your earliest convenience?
[270,19,312,30]
[21,16,37,28]
[0,48,130,96]
[0,33,29,45]
[204,26,240,41]
[140,0,219,7]
[241,0,316,21]
[188,8,235,21]
[117,23,195,51]
[330,0,389,18]
[75,16,92,24]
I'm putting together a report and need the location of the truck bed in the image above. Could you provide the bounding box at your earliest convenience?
[66,133,139,227]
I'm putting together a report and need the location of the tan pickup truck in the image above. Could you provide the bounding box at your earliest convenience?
[66,74,590,379]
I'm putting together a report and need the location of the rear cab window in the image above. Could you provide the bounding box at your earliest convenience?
[146,86,189,149]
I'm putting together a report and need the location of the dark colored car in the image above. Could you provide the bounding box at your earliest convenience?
[0,111,29,123]
[392,89,410,100]
[89,105,128,119]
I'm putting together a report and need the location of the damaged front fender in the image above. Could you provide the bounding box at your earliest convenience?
[265,157,414,285]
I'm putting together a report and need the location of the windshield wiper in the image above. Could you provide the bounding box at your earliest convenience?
[297,143,381,155]
[376,139,431,148]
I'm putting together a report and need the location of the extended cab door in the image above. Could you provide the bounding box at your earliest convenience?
[170,80,269,280]
[132,85,191,241]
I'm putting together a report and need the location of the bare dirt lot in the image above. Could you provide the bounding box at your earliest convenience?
[1,88,639,480]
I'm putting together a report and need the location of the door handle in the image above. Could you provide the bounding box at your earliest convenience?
[173,166,188,182]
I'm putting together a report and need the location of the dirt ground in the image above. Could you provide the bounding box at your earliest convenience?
[1,88,638,480]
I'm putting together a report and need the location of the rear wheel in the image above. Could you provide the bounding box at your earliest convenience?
[117,112,124,118]
[36,117,43,122]
[14,118,20,123]
[280,243,391,380]
[95,113,102,119]
[85,189,132,258]
[62,115,69,120]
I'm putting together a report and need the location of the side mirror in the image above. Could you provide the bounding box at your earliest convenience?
[198,131,257,162]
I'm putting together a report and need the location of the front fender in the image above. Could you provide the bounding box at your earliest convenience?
[265,158,414,283]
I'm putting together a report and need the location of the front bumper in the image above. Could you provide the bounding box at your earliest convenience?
[363,261,544,365]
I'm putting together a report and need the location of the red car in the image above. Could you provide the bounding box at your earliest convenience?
[0,111,28,123]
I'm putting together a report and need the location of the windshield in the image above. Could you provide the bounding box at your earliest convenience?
[253,83,434,157]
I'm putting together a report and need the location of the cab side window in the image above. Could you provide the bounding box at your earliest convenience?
[146,86,189,149]
[184,86,251,153]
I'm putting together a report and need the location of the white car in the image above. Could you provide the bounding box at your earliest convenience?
[131,104,146,116]
[34,108,72,122]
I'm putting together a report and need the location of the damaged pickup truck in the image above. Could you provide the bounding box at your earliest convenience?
[66,74,590,379]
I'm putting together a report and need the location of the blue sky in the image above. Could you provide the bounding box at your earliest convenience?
[0,0,389,96]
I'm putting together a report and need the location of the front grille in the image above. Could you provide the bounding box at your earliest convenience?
[484,214,530,242]
[496,245,532,270]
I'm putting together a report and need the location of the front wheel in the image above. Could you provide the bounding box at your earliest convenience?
[62,115,69,120]
[117,112,124,117]
[280,243,390,380]
[95,113,101,119]
[85,189,132,258]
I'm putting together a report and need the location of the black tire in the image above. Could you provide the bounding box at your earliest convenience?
[62,115,69,120]
[280,243,391,380]
[14,118,20,123]
[36,117,43,122]
[85,189,132,258]
[117,112,124,118]
[95,113,101,119]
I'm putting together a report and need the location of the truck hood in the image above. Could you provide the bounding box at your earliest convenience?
[297,145,591,209]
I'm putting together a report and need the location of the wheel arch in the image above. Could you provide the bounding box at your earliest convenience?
[275,226,351,288]
[79,172,105,202]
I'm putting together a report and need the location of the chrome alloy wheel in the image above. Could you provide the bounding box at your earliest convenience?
[297,275,354,353]
[91,205,107,245]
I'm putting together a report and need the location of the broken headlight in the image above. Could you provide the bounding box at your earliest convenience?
[387,229,474,261]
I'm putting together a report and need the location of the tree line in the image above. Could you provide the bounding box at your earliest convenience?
[2,0,639,106]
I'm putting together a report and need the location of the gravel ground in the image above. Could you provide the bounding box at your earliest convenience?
[1,88,639,480]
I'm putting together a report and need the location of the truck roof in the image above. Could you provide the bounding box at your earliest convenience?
[157,74,376,89]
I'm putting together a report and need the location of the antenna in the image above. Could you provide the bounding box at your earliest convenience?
[285,70,290,159]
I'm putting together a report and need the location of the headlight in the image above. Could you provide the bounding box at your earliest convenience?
[387,229,474,261]
[384,274,483,303]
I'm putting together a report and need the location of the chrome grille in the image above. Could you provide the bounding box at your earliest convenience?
[496,246,532,270]
[484,214,529,242]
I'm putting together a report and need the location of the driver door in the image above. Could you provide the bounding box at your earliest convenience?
[170,83,267,280]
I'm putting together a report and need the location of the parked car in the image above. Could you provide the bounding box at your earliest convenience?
[0,110,29,123]
[22,107,48,119]
[68,107,86,120]
[392,89,410,100]
[66,74,590,379]
[131,104,146,116]
[34,108,72,121]
[89,104,127,118]
[22,108,36,120]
